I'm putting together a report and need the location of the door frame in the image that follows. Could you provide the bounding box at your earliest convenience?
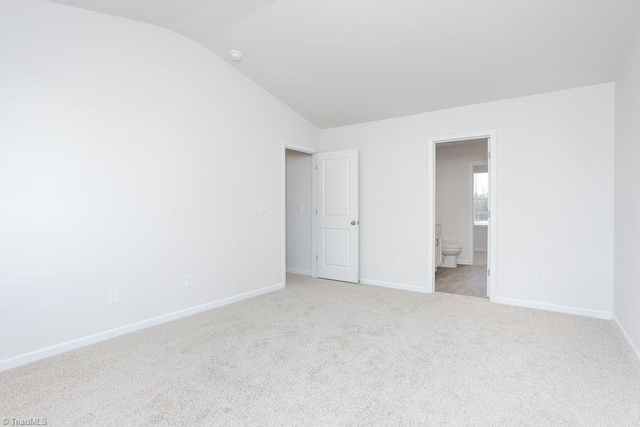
[281,142,318,288]
[428,130,497,298]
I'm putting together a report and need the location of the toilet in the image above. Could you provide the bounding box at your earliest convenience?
[441,241,462,268]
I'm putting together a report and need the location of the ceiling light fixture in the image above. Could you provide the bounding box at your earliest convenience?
[230,50,243,62]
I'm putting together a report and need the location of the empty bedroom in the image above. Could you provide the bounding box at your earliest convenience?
[1,0,640,425]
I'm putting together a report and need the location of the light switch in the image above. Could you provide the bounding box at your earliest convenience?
[297,204,303,213]
[259,203,268,214]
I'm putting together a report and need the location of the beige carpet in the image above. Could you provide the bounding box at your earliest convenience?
[1,274,639,426]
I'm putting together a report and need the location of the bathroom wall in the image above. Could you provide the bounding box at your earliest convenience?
[474,227,488,251]
[435,140,488,264]
[285,150,313,275]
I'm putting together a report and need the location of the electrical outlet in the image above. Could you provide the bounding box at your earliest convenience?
[185,275,193,288]
[536,270,544,283]
[395,259,401,268]
[109,288,121,305]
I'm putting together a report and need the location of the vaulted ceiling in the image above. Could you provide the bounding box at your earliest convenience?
[47,0,640,128]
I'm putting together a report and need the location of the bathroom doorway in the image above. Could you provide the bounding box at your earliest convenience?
[430,133,494,298]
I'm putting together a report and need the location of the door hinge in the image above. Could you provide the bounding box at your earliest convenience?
[315,209,318,215]
[488,210,491,219]
[316,255,318,260]
[488,151,491,159]
[315,165,318,170]
[487,269,490,277]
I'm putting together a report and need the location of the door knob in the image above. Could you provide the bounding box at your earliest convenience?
[351,220,358,225]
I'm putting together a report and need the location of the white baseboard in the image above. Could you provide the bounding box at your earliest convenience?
[286,268,312,276]
[360,278,431,294]
[0,283,284,373]
[491,296,611,320]
[611,314,640,364]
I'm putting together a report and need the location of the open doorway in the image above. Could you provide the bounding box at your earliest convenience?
[430,133,495,298]
[281,144,360,287]
[284,148,314,282]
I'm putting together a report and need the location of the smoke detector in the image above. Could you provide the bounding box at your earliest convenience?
[230,50,243,62]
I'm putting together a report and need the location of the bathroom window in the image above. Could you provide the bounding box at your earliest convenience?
[473,171,489,225]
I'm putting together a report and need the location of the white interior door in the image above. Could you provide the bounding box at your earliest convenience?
[315,150,359,283]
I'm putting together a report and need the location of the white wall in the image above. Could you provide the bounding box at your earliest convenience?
[614,25,640,358]
[321,83,615,317]
[285,150,312,275]
[436,140,488,264]
[0,0,319,365]
[474,227,488,252]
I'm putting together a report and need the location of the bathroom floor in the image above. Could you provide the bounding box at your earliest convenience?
[435,251,488,298]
